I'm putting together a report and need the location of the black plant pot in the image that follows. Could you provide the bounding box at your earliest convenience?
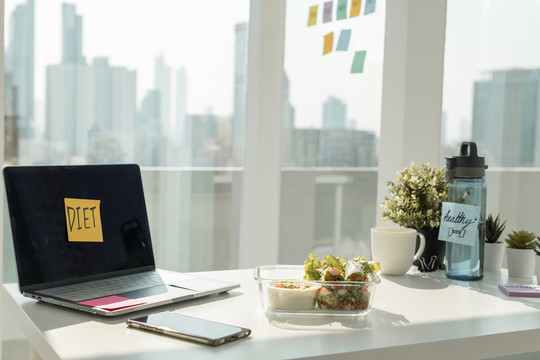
[413,227,445,271]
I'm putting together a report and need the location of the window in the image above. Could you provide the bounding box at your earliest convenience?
[279,0,385,264]
[442,0,540,235]
[3,0,249,281]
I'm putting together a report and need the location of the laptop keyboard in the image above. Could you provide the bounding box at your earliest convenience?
[36,271,166,302]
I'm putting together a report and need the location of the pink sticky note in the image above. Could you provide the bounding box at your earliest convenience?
[323,1,333,23]
[78,296,146,311]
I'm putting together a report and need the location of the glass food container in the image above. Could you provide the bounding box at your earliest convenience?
[254,265,380,317]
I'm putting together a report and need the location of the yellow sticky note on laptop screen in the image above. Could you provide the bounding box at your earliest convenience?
[64,198,103,242]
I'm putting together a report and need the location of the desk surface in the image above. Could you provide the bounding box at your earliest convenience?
[3,268,540,360]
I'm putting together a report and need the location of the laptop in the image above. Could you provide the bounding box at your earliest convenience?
[3,164,239,316]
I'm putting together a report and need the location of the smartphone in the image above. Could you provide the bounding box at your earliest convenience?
[126,311,251,346]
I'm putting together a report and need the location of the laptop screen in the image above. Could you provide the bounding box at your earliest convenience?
[4,164,156,290]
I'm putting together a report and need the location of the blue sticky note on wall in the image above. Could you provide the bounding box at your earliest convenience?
[364,0,376,15]
[337,29,352,51]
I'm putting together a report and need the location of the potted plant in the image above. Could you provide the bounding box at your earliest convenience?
[381,162,448,271]
[505,230,537,278]
[484,214,507,271]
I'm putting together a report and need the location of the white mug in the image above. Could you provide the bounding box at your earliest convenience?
[371,227,426,275]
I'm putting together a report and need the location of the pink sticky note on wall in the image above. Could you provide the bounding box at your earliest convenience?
[323,1,333,23]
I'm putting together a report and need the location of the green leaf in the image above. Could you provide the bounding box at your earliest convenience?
[321,255,346,273]
[303,253,322,280]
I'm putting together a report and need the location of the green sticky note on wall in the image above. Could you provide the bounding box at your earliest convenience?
[337,0,348,20]
[351,51,367,73]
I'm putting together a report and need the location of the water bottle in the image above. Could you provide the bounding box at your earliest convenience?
[444,141,487,280]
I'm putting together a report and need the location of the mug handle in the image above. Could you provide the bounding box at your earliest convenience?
[413,232,426,261]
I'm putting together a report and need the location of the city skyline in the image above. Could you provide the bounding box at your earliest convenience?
[5,0,379,168]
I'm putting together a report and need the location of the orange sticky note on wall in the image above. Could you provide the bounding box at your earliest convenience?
[350,0,362,17]
[323,32,334,55]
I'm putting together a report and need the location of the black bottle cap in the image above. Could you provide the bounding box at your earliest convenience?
[445,141,487,182]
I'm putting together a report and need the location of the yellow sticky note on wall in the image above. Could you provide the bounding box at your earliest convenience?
[308,5,318,26]
[350,0,362,18]
[323,32,334,55]
[64,198,104,242]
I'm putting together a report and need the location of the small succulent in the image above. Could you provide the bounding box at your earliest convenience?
[485,213,506,243]
[505,230,537,249]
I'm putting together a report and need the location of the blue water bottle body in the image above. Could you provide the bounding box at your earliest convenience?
[444,177,486,280]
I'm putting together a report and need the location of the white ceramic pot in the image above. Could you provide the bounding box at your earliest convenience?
[484,242,505,271]
[535,255,540,284]
[506,247,535,278]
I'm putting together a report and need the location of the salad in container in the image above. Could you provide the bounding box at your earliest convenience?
[255,254,381,316]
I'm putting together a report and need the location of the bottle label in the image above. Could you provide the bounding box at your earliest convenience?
[438,202,481,246]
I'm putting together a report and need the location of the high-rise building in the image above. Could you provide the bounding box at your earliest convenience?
[90,57,137,160]
[281,74,296,167]
[176,67,192,166]
[176,67,188,136]
[155,55,172,136]
[136,90,161,166]
[46,4,136,164]
[472,69,540,166]
[46,63,94,160]
[4,72,20,163]
[5,0,34,139]
[322,96,347,129]
[62,3,85,65]
[232,22,248,165]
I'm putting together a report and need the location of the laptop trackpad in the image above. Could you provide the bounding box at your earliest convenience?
[170,278,229,292]
[117,284,194,299]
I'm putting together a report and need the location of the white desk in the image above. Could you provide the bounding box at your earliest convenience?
[3,268,540,360]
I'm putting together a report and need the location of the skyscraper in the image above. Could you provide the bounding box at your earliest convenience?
[46,4,136,164]
[176,67,192,166]
[62,3,85,65]
[322,96,347,129]
[154,55,172,137]
[5,0,34,139]
[232,22,248,165]
[472,69,540,167]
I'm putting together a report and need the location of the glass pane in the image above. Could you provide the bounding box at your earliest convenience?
[442,0,540,167]
[442,0,540,233]
[280,0,385,264]
[3,0,249,281]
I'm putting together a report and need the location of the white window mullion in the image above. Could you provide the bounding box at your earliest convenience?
[376,0,447,226]
[238,0,286,268]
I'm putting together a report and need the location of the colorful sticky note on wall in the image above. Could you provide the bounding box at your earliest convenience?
[365,0,376,15]
[323,1,333,23]
[350,0,362,18]
[336,29,352,51]
[351,50,367,73]
[323,32,334,55]
[308,5,318,26]
[337,0,348,20]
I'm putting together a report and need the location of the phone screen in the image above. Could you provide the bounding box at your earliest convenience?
[127,311,251,346]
